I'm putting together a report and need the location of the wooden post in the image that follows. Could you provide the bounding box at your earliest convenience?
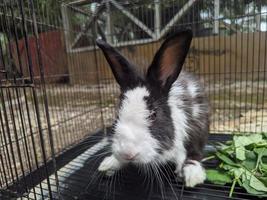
[154,0,161,39]
[106,1,113,43]
[61,4,71,52]
[255,14,261,31]
[214,0,220,34]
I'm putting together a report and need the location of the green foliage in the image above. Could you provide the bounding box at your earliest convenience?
[205,133,267,197]
[206,169,232,185]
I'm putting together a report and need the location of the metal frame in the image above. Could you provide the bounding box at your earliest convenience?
[1,0,267,199]
[62,0,199,53]
[159,0,196,38]
[60,0,267,53]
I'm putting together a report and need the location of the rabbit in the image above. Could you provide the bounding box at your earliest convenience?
[96,29,210,187]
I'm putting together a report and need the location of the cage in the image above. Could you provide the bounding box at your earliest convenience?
[0,0,267,199]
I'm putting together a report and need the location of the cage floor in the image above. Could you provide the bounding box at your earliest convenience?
[5,131,262,200]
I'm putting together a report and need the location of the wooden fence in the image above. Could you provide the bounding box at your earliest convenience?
[67,32,267,84]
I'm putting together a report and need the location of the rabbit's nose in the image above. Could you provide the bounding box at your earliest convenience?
[120,152,138,160]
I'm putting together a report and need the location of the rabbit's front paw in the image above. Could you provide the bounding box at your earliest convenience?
[98,155,122,176]
[183,160,206,187]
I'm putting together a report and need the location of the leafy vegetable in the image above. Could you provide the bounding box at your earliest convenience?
[206,169,232,185]
[235,146,246,160]
[216,151,240,166]
[205,133,267,197]
[249,173,267,192]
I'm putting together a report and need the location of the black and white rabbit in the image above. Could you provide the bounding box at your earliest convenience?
[96,30,209,187]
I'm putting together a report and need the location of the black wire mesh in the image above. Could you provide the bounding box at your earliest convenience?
[0,0,266,199]
[6,131,262,200]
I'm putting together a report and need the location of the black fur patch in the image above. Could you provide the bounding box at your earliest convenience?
[144,92,175,153]
[96,39,145,91]
[146,30,192,93]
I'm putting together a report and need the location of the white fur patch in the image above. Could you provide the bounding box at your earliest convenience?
[168,81,184,97]
[192,104,200,117]
[164,81,188,169]
[189,81,202,118]
[113,87,159,163]
[118,87,150,124]
[188,82,197,97]
[183,160,206,187]
[98,155,122,176]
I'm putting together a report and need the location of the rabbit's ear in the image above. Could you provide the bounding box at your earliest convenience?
[96,39,142,90]
[146,30,192,93]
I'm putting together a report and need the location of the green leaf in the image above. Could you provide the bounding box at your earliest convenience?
[233,168,245,179]
[206,169,233,185]
[258,176,267,186]
[253,142,267,148]
[209,133,267,197]
[239,171,267,196]
[234,134,263,161]
[254,148,267,157]
[216,152,240,167]
[240,179,267,196]
[249,173,267,192]
[245,150,257,160]
[242,151,257,170]
[233,134,262,148]
[218,143,235,155]
[242,160,256,170]
[221,164,238,171]
[236,146,246,160]
[260,162,267,173]
[262,156,267,163]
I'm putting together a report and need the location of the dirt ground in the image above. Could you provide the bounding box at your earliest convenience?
[208,80,267,133]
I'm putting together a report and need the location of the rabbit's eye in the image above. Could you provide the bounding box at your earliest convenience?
[149,110,157,121]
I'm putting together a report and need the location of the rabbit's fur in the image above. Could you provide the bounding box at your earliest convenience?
[96,30,209,187]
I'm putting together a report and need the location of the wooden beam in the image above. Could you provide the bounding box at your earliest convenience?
[67,4,91,17]
[70,2,105,49]
[255,14,261,31]
[154,0,161,38]
[160,0,197,38]
[115,38,155,47]
[105,1,113,43]
[68,0,94,6]
[61,4,71,52]
[220,21,240,33]
[69,38,156,53]
[110,0,155,38]
[213,0,220,34]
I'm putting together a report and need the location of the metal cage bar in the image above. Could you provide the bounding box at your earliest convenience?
[0,0,266,199]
